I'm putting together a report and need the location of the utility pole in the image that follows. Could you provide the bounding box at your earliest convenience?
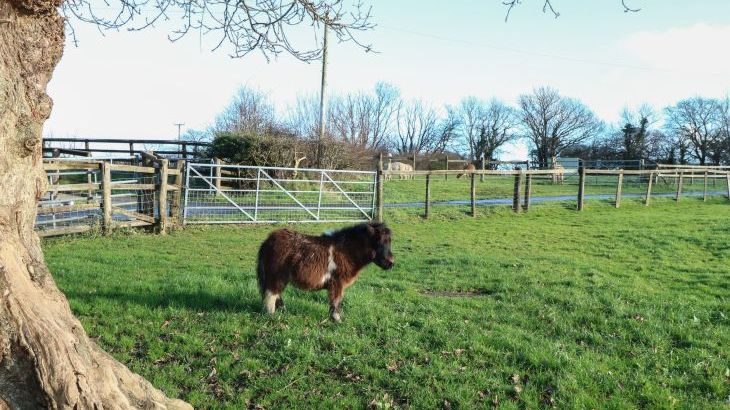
[316,20,329,169]
[174,123,185,140]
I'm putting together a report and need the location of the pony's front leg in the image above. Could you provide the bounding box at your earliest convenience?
[328,281,344,323]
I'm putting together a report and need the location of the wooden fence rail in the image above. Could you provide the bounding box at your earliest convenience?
[38,156,184,237]
[376,167,730,220]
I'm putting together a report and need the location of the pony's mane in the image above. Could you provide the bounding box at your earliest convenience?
[324,222,389,240]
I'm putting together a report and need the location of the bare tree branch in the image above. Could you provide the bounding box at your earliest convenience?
[62,0,375,61]
[503,0,640,21]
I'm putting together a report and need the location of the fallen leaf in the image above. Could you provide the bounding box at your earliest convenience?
[386,361,398,372]
[161,320,171,329]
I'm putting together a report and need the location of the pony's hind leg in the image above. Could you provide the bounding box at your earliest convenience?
[262,290,279,314]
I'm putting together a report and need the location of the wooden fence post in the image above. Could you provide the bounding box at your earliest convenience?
[101,162,112,234]
[615,170,624,208]
[577,166,585,211]
[157,159,169,234]
[214,158,222,192]
[470,173,476,217]
[523,173,532,211]
[425,174,431,219]
[85,141,94,202]
[676,172,684,202]
[513,168,523,213]
[480,157,485,182]
[413,152,417,171]
[444,155,448,181]
[703,171,708,202]
[645,172,654,206]
[726,172,730,200]
[376,154,384,221]
[170,160,185,226]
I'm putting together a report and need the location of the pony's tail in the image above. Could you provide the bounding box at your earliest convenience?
[256,246,266,298]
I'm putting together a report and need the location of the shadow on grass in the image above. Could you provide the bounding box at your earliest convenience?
[65,288,262,313]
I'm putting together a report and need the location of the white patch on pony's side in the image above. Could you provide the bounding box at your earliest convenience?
[263,290,278,314]
[321,245,337,285]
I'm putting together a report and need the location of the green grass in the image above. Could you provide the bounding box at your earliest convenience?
[43,198,730,409]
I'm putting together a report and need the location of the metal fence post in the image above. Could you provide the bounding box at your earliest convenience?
[182,162,191,225]
[254,168,261,222]
[316,170,324,220]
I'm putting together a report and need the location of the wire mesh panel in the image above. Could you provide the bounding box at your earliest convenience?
[184,163,376,224]
[36,163,102,235]
[109,168,157,228]
[36,159,162,236]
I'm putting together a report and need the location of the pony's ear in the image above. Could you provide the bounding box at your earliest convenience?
[366,223,377,237]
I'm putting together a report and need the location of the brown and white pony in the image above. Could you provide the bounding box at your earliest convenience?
[257,222,394,322]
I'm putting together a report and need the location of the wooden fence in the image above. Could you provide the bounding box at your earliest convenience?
[375,165,730,220]
[37,158,184,237]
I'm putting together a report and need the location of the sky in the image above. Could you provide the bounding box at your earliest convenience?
[44,0,730,160]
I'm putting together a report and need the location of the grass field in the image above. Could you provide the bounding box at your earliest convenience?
[43,198,730,409]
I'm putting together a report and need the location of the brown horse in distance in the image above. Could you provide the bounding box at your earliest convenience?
[257,222,394,322]
[456,163,476,178]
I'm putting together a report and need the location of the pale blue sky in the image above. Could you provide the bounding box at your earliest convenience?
[45,1,730,159]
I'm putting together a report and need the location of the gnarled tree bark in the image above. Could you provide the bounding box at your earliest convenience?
[0,0,191,407]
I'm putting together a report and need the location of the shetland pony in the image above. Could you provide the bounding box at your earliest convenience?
[257,222,394,322]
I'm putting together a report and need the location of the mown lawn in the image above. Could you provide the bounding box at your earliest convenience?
[43,198,730,409]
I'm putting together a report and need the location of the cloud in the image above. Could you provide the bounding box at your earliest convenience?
[620,23,730,74]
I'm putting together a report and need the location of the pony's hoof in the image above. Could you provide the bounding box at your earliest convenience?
[330,312,342,323]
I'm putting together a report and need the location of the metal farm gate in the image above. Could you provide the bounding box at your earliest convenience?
[183,162,376,224]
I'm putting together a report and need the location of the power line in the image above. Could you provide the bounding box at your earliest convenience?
[379,24,727,77]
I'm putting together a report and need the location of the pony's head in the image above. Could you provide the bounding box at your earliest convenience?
[367,222,394,270]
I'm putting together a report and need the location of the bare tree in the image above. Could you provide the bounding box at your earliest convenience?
[393,99,439,155]
[518,86,602,167]
[665,97,723,165]
[370,82,401,149]
[0,0,372,407]
[215,86,276,135]
[474,99,520,163]
[618,104,663,160]
[327,82,399,150]
[286,93,323,139]
[454,96,484,160]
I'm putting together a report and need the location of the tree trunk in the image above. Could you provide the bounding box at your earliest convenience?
[0,1,191,408]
